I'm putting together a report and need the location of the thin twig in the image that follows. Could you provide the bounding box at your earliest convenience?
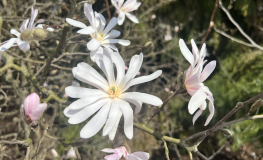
[105,0,111,19]
[40,25,69,84]
[147,86,184,123]
[218,0,263,51]
[196,151,209,160]
[162,140,170,160]
[199,0,219,50]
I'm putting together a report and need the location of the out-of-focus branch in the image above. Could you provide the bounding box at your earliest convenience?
[105,0,111,19]
[162,140,170,160]
[213,26,254,47]
[199,0,219,50]
[147,85,185,123]
[218,0,263,51]
[40,24,69,84]
[192,91,263,145]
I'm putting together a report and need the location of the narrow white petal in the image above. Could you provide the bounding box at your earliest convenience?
[84,3,94,27]
[119,99,133,139]
[99,13,106,32]
[103,53,115,86]
[17,40,30,52]
[95,52,108,76]
[192,110,203,125]
[77,26,95,34]
[119,53,143,89]
[118,11,125,25]
[102,17,118,35]
[77,62,109,86]
[188,88,207,114]
[119,0,124,8]
[65,86,106,98]
[179,39,194,66]
[108,110,122,140]
[122,0,136,10]
[122,70,162,92]
[80,101,111,138]
[204,97,215,126]
[28,8,38,29]
[68,94,108,110]
[191,39,199,61]
[64,107,83,118]
[125,12,139,23]
[66,18,87,28]
[130,152,150,159]
[0,38,17,51]
[103,39,131,46]
[19,19,29,32]
[10,29,21,37]
[46,27,54,31]
[103,99,121,136]
[200,61,216,82]
[124,98,142,114]
[111,52,125,85]
[120,92,163,106]
[103,30,121,40]
[69,98,110,124]
[87,38,101,51]
[75,68,109,91]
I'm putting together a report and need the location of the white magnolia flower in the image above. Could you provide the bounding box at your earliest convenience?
[66,147,76,159]
[179,39,216,126]
[66,3,130,61]
[64,51,163,140]
[111,0,141,25]
[0,7,53,60]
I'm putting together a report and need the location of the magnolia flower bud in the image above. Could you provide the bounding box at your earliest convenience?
[51,149,59,157]
[22,93,47,124]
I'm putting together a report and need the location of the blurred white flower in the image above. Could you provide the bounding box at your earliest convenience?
[151,14,156,19]
[179,39,216,126]
[64,51,163,140]
[111,0,141,25]
[164,34,172,41]
[66,147,76,159]
[174,26,179,32]
[102,146,150,160]
[51,149,59,157]
[0,7,53,60]
[66,3,130,61]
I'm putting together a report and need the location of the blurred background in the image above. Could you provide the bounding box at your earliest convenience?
[1,0,263,159]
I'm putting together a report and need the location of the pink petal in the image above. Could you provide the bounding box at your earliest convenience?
[30,103,47,121]
[27,93,40,115]
[200,61,216,82]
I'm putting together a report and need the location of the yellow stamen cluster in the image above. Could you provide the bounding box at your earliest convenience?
[96,33,104,42]
[108,86,121,99]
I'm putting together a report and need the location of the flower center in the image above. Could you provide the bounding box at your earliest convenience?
[96,33,104,42]
[107,86,121,98]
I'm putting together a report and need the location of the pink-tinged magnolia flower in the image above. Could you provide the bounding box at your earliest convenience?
[179,39,216,126]
[66,3,130,61]
[64,51,162,140]
[111,0,141,25]
[66,147,76,159]
[0,7,53,60]
[101,146,150,160]
[23,93,47,121]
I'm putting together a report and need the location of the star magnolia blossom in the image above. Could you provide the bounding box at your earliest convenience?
[179,39,216,126]
[23,93,47,121]
[64,52,163,140]
[0,7,53,60]
[111,0,141,25]
[101,146,150,160]
[66,3,130,61]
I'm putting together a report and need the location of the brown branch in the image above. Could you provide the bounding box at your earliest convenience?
[147,85,185,123]
[199,0,219,50]
[105,0,111,19]
[194,91,263,145]
[40,24,69,84]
